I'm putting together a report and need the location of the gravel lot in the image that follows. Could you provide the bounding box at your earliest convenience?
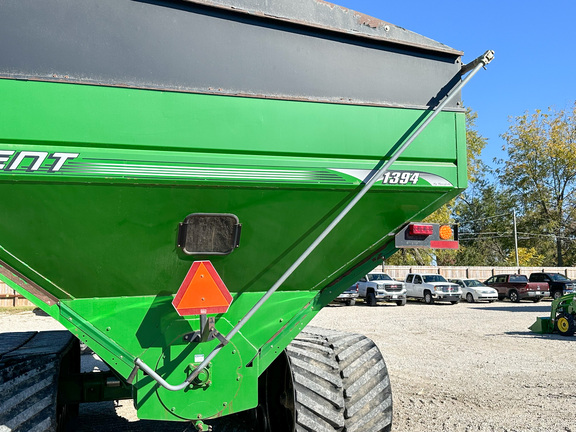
[2,299,575,432]
[314,300,576,432]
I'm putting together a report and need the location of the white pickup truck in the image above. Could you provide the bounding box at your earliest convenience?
[355,272,407,306]
[405,273,461,304]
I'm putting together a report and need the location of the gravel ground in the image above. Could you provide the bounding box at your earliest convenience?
[313,300,576,432]
[1,300,575,432]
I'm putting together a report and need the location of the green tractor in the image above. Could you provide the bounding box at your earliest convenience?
[530,293,576,336]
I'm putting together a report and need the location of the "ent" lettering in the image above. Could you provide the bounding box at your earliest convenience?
[0,151,79,172]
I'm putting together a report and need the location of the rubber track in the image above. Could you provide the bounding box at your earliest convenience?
[286,332,345,432]
[287,327,392,432]
[0,331,77,432]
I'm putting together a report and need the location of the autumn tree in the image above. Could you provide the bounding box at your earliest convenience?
[506,247,544,267]
[499,102,576,266]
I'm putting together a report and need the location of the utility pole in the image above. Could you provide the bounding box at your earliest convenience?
[513,209,519,267]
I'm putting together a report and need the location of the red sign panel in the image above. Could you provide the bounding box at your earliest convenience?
[172,261,232,316]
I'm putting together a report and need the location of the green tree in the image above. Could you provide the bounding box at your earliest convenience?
[500,102,576,266]
[465,107,489,184]
[453,184,514,266]
[432,107,489,266]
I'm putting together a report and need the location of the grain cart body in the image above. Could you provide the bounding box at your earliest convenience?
[0,0,472,429]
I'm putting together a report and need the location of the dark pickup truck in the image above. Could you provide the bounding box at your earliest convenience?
[529,273,575,300]
[484,274,549,302]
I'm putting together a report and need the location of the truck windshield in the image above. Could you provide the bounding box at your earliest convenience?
[509,275,528,282]
[550,273,570,281]
[423,275,447,283]
[369,274,392,281]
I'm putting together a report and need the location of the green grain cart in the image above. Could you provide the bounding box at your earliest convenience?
[0,1,492,430]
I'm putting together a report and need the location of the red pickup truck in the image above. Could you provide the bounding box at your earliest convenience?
[484,274,549,302]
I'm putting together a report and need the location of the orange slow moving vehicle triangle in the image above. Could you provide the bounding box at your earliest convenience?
[172,261,233,316]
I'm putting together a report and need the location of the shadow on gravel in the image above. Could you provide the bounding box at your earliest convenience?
[326,302,401,308]
[471,305,550,313]
[69,399,257,432]
[328,300,458,307]
[504,331,576,341]
[69,410,199,432]
[32,307,49,316]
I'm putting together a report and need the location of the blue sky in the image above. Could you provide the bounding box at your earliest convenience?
[334,1,576,171]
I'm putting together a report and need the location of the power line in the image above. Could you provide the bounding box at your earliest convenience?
[456,213,510,224]
[459,231,576,241]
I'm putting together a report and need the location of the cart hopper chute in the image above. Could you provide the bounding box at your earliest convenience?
[0,0,492,429]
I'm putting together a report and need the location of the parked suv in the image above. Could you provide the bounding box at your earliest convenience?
[355,272,407,306]
[405,273,461,304]
[529,273,575,300]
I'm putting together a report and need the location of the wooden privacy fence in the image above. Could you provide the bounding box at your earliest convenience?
[0,281,31,307]
[379,266,576,281]
[3,266,576,308]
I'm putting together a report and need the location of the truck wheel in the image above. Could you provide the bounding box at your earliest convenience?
[553,291,563,300]
[466,293,475,303]
[346,299,356,306]
[256,327,392,432]
[555,313,576,336]
[424,291,434,304]
[509,290,520,303]
[0,331,80,432]
[366,291,377,306]
[396,299,406,306]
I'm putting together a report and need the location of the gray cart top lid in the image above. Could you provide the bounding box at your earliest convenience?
[185,0,462,55]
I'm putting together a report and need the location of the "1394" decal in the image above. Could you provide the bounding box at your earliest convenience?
[382,171,420,185]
